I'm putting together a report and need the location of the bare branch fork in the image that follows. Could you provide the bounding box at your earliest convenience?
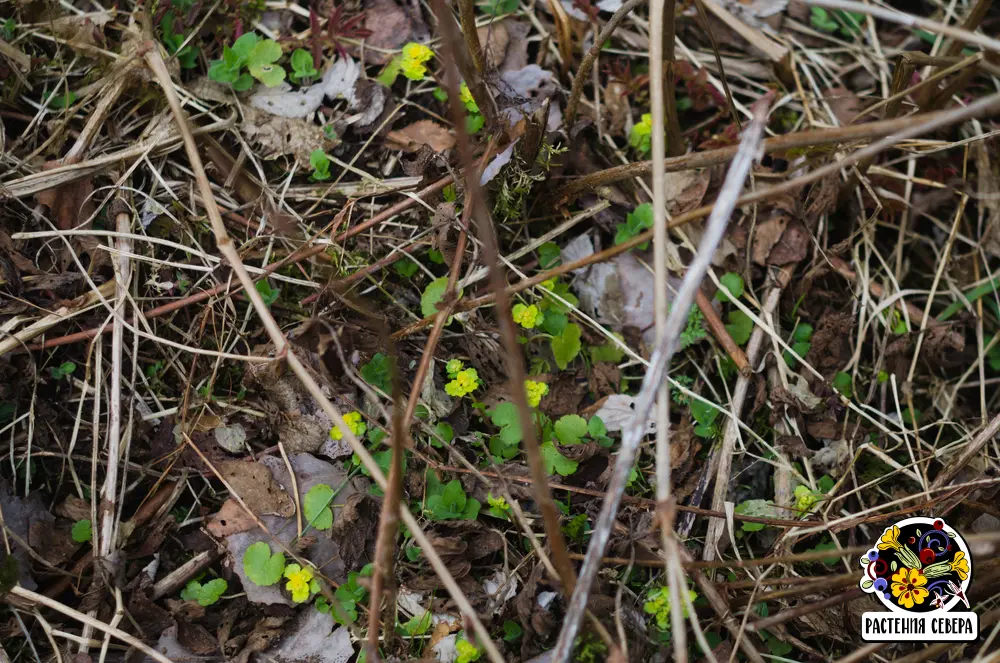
[548,95,772,663]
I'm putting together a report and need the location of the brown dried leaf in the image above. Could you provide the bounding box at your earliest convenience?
[766,218,810,265]
[328,493,379,570]
[241,107,336,167]
[751,216,789,265]
[217,460,294,518]
[386,120,455,153]
[362,0,426,65]
[207,498,258,538]
[34,162,94,230]
[824,85,862,125]
[177,622,218,655]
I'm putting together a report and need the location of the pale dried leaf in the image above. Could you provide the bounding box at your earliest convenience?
[264,609,353,663]
[386,120,455,153]
[214,424,247,453]
[207,498,258,538]
[590,394,657,435]
[218,460,294,517]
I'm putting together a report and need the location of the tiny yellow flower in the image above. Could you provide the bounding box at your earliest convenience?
[459,82,479,112]
[487,493,508,511]
[512,303,544,329]
[793,484,817,512]
[283,564,315,603]
[446,368,479,398]
[400,42,433,80]
[330,411,367,441]
[524,380,549,408]
[446,358,465,377]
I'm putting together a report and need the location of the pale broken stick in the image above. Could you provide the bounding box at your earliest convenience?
[548,96,771,663]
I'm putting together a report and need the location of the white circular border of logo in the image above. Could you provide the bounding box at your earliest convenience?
[860,516,973,614]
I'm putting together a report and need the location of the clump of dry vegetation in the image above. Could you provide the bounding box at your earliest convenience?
[1,0,999,661]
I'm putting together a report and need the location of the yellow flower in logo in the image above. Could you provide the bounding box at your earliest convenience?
[877,525,902,551]
[949,551,969,581]
[891,567,929,609]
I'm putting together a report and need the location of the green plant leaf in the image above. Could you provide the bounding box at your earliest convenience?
[421,276,451,317]
[242,542,285,586]
[45,90,77,109]
[502,620,523,642]
[832,371,852,397]
[716,272,744,302]
[376,57,402,87]
[290,48,318,80]
[249,39,282,66]
[551,323,582,370]
[809,7,838,33]
[181,578,228,606]
[541,441,578,476]
[725,310,753,345]
[587,415,606,438]
[393,259,419,277]
[615,203,654,249]
[71,519,92,543]
[255,279,280,307]
[541,311,568,336]
[537,242,561,268]
[249,62,286,87]
[231,33,260,61]
[554,414,587,444]
[784,340,811,368]
[478,0,518,16]
[792,323,814,343]
[361,353,392,394]
[399,611,433,636]
[50,361,77,380]
[491,403,523,445]
[232,72,255,92]
[303,484,334,530]
[466,113,485,134]
[734,499,778,532]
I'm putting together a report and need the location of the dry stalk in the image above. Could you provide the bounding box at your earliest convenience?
[549,94,771,663]
[141,45,503,662]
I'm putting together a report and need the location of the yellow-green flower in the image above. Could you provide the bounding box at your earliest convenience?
[446,358,464,377]
[446,368,479,398]
[524,380,549,408]
[793,484,818,512]
[891,567,928,609]
[283,564,316,603]
[512,303,544,329]
[629,113,653,154]
[400,42,433,80]
[330,411,366,441]
[487,493,510,519]
[877,525,901,551]
[459,82,479,112]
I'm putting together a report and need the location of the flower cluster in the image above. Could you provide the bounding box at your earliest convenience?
[330,411,366,441]
[512,303,544,329]
[629,113,653,155]
[459,82,478,112]
[400,42,433,80]
[445,360,480,398]
[643,586,697,631]
[525,380,549,408]
[283,564,318,603]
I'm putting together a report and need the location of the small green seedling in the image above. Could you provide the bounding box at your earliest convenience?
[50,361,77,381]
[562,513,589,543]
[424,472,480,521]
[715,272,744,303]
[361,353,392,394]
[180,577,228,606]
[317,564,372,624]
[393,259,419,277]
[502,620,523,642]
[254,279,280,308]
[161,11,199,69]
[478,0,518,16]
[537,241,561,268]
[303,484,335,530]
[551,322,582,370]
[832,371,852,397]
[680,307,707,349]
[208,33,285,91]
[690,399,721,439]
[71,519,92,543]
[242,541,285,586]
[289,48,318,83]
[614,203,654,249]
[725,310,753,346]
[783,322,813,368]
[629,113,653,155]
[45,90,77,109]
[310,149,332,181]
[489,402,523,460]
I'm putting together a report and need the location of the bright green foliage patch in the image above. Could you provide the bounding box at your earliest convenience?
[551,323,582,369]
[71,519,91,543]
[303,484,334,530]
[424,472,480,520]
[181,577,228,606]
[242,542,285,586]
[289,48,318,82]
[784,322,814,368]
[361,353,392,394]
[615,203,654,249]
[208,33,285,91]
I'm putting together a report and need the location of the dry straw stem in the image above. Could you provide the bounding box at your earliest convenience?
[429,0,579,599]
[549,95,771,663]
[141,45,503,662]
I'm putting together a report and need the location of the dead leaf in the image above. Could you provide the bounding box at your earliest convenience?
[386,120,455,153]
[50,11,113,48]
[35,162,95,230]
[0,478,53,591]
[824,85,863,125]
[263,609,353,663]
[477,21,510,70]
[587,394,656,435]
[362,0,427,64]
[217,460,294,518]
[56,495,91,522]
[176,622,217,655]
[207,498,258,538]
[328,493,379,570]
[241,107,337,167]
[751,216,789,265]
[604,80,632,135]
[588,361,620,400]
[766,218,810,265]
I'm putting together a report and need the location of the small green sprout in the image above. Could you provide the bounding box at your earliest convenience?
[424,472,480,521]
[180,577,228,606]
[289,48,318,83]
[400,42,434,80]
[478,0,518,16]
[784,322,814,368]
[644,586,698,631]
[208,33,285,91]
[50,361,77,381]
[255,279,280,307]
[629,113,653,155]
[486,493,511,520]
[614,203,654,249]
[551,323,582,370]
[455,634,482,663]
[71,519,91,543]
[361,353,392,393]
[310,149,332,181]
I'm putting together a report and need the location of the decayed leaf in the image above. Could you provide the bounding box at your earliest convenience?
[263,609,353,663]
[587,394,657,435]
[217,460,294,518]
[207,498,259,538]
[0,478,54,591]
[34,163,95,230]
[362,0,428,64]
[386,120,455,153]
[750,216,789,265]
[241,107,336,167]
[215,424,247,453]
[50,11,113,48]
